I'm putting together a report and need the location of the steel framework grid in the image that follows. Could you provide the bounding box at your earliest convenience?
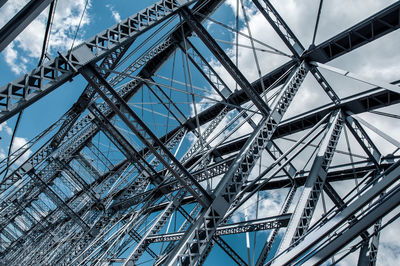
[0,0,399,265]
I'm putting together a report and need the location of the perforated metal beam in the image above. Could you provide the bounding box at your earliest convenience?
[0,0,193,123]
[276,110,344,255]
[272,160,400,265]
[147,214,290,243]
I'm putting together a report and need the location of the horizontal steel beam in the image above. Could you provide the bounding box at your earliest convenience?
[147,214,291,243]
[183,1,400,131]
[184,84,400,167]
[0,0,193,123]
[29,171,89,232]
[3,0,397,213]
[120,159,394,215]
[307,1,400,62]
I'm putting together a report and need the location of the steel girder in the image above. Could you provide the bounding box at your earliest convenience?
[1,0,397,207]
[0,0,399,265]
[111,85,400,209]
[0,0,54,52]
[148,213,291,243]
[0,1,217,253]
[182,1,400,130]
[0,0,223,214]
[276,110,344,254]
[0,0,194,123]
[163,60,309,264]
[271,160,400,265]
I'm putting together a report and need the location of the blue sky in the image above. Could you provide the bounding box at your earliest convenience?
[1,0,400,265]
[0,0,159,138]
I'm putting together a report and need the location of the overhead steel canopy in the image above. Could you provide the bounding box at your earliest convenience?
[0,0,399,265]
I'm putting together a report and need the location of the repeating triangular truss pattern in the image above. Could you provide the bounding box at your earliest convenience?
[0,0,400,265]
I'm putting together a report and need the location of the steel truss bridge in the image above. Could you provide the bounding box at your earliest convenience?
[0,0,400,265]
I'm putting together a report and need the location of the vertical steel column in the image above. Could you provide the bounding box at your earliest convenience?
[357,219,381,266]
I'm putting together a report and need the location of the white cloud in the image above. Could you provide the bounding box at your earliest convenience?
[0,149,6,161]
[0,0,29,28]
[0,0,398,263]
[0,121,13,136]
[206,20,214,30]
[106,4,121,23]
[0,122,32,169]
[9,136,32,166]
[195,0,400,263]
[231,187,288,224]
[0,0,92,74]
[4,42,28,74]
[377,212,400,265]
